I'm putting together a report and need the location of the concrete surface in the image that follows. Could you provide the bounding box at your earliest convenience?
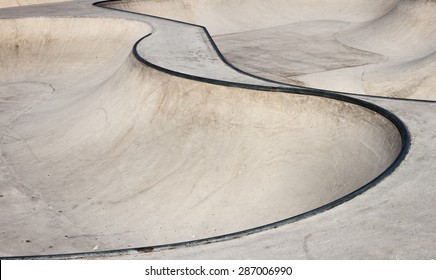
[0,0,69,9]
[111,0,436,100]
[0,0,435,259]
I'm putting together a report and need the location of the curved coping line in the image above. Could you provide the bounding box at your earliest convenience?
[92,0,299,87]
[0,1,411,260]
[93,0,436,104]
[1,34,411,260]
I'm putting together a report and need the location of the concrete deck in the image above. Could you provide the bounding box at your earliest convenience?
[0,0,435,259]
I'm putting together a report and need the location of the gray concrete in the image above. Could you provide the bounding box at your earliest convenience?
[102,97,436,260]
[113,0,436,100]
[0,0,435,259]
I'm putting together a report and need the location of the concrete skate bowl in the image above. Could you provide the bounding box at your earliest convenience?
[0,16,408,258]
[100,0,436,100]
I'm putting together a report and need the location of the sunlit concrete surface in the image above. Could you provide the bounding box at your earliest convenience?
[0,0,435,259]
[108,0,436,100]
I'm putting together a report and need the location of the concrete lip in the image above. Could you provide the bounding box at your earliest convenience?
[0,0,70,8]
[0,0,434,259]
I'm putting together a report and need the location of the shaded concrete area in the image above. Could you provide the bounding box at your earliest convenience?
[113,97,435,260]
[213,22,386,85]
[0,0,435,259]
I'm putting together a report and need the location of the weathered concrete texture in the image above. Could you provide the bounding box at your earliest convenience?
[0,0,435,259]
[111,0,436,100]
[213,22,386,86]
[102,0,399,35]
[0,15,403,256]
[0,0,69,8]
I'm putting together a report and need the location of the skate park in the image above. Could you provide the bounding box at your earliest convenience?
[0,0,435,259]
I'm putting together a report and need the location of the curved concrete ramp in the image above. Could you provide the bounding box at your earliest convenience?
[0,16,404,256]
[100,0,400,35]
[105,0,436,100]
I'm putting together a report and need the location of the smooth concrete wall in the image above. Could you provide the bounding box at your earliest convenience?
[0,17,402,255]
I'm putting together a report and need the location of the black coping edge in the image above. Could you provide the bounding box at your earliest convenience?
[0,0,412,260]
